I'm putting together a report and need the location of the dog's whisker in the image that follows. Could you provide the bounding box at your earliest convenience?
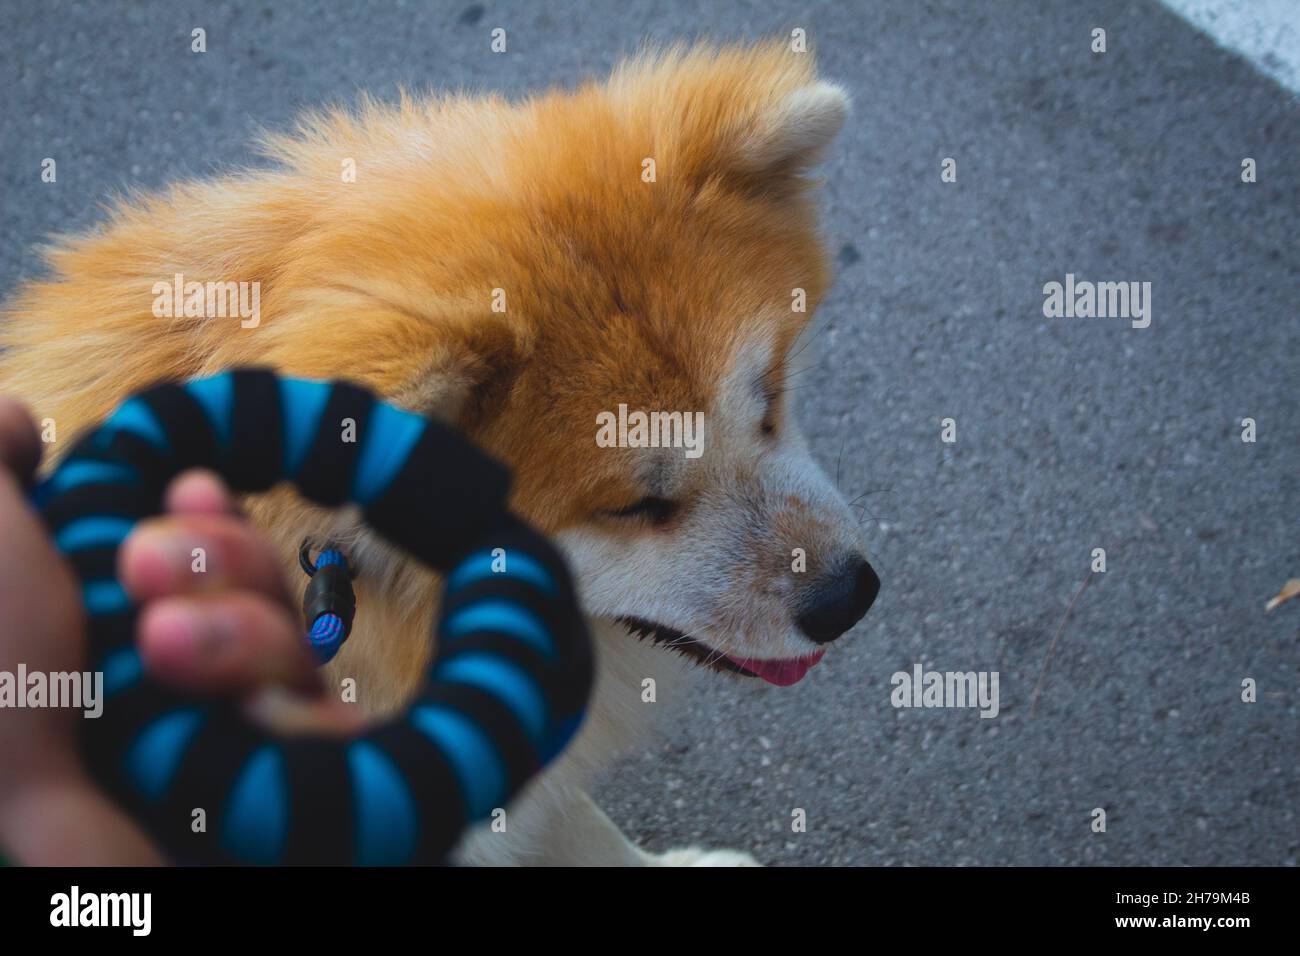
[785,322,826,366]
[773,381,821,395]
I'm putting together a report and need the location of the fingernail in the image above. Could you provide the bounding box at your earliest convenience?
[134,527,219,588]
[149,602,229,661]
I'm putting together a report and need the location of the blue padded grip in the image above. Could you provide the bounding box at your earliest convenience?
[35,368,593,865]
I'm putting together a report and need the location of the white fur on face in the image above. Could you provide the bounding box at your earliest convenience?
[556,327,867,666]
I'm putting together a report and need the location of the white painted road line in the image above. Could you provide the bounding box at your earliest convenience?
[1159,0,1300,93]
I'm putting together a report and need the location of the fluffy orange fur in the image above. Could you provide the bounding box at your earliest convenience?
[0,41,836,713]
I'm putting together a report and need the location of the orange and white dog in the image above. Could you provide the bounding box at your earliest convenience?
[1,41,878,865]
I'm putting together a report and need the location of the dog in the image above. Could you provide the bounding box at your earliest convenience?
[0,41,878,865]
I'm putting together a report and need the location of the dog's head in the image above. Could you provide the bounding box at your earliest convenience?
[268,43,878,683]
[451,45,878,683]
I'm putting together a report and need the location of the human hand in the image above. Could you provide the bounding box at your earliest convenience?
[0,396,357,865]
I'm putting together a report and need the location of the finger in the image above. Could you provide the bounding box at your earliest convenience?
[242,685,368,737]
[0,774,163,866]
[0,396,41,484]
[165,469,236,516]
[120,512,294,609]
[137,593,318,693]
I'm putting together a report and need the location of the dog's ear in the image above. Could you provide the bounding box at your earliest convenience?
[248,295,525,428]
[387,315,526,427]
[608,42,850,186]
[731,80,850,176]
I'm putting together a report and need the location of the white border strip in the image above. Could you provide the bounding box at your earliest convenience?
[1159,0,1300,93]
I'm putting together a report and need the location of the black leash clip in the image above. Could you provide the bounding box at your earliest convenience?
[299,539,358,662]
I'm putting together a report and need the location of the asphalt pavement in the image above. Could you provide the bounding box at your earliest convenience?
[1,0,1296,865]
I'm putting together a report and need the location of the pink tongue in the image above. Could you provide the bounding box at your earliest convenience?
[726,650,826,686]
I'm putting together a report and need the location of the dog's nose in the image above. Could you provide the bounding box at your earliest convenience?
[795,557,880,644]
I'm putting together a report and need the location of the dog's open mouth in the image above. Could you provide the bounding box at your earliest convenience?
[617,616,826,686]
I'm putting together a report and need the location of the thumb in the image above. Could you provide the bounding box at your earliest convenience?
[0,396,42,485]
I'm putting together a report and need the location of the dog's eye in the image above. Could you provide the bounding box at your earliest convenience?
[604,496,677,525]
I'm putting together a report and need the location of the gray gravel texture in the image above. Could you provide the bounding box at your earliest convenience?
[1,0,1296,865]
